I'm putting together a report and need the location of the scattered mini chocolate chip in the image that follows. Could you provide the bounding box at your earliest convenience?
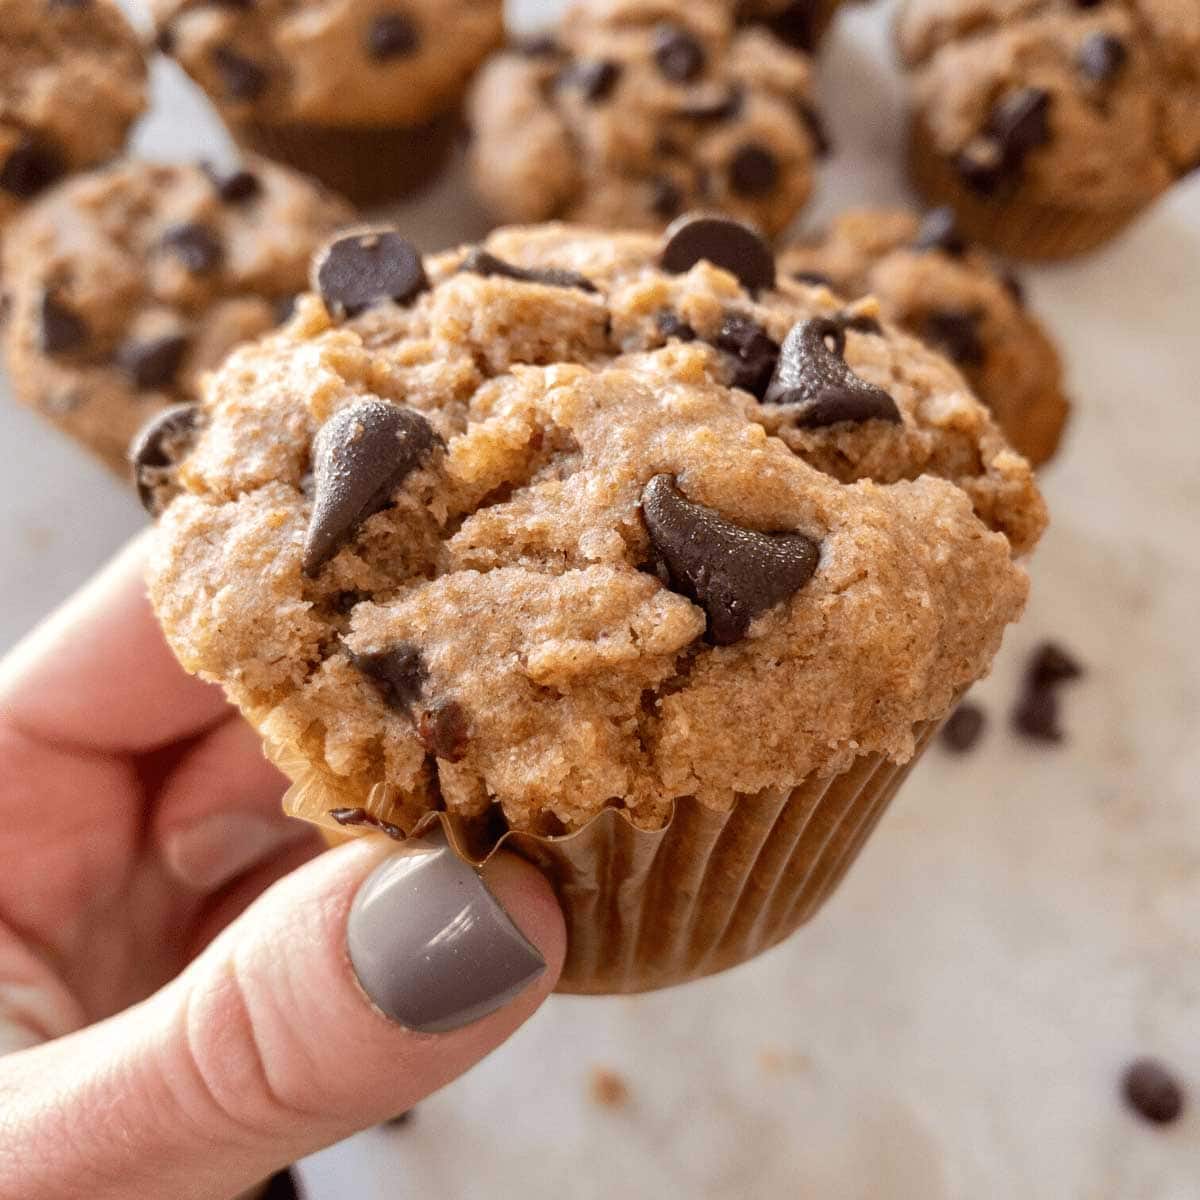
[839,312,883,336]
[764,317,902,426]
[212,44,268,101]
[38,290,88,355]
[1078,32,1127,83]
[914,206,966,256]
[650,177,683,220]
[955,138,1007,196]
[675,85,744,122]
[792,269,833,288]
[129,403,200,517]
[656,310,696,342]
[418,700,469,762]
[349,643,427,714]
[515,33,561,57]
[653,24,706,83]
[729,143,780,196]
[923,309,985,366]
[942,702,987,753]
[1028,641,1085,688]
[761,0,821,53]
[118,332,189,391]
[0,134,65,200]
[329,807,405,841]
[713,312,781,399]
[559,59,621,103]
[202,162,261,204]
[303,399,442,574]
[1000,269,1026,306]
[1012,685,1063,742]
[457,246,597,292]
[1123,1059,1185,1126]
[367,11,420,60]
[161,223,223,274]
[641,474,820,645]
[798,104,832,158]
[660,214,776,293]
[315,231,429,318]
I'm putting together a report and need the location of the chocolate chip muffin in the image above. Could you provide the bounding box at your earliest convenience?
[0,0,147,232]
[149,0,504,205]
[781,206,1070,464]
[897,0,1200,258]
[468,0,829,234]
[737,0,844,53]
[1,157,353,475]
[144,216,1045,990]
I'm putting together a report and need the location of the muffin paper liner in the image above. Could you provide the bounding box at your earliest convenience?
[270,718,941,995]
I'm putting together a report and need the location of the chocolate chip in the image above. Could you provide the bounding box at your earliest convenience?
[349,643,427,714]
[990,87,1052,159]
[0,134,65,200]
[922,309,985,366]
[1123,1060,1185,1126]
[417,700,469,762]
[656,310,696,342]
[713,312,780,399]
[202,162,261,204]
[1027,641,1084,688]
[764,317,902,426]
[941,702,987,753]
[303,399,441,575]
[653,24,706,83]
[560,59,621,103]
[118,332,189,391]
[660,214,776,293]
[650,177,683,220]
[1012,686,1062,742]
[515,33,562,58]
[761,0,821,52]
[792,269,833,288]
[38,291,88,355]
[161,223,223,274]
[1000,269,1026,306]
[329,807,405,841]
[798,104,833,158]
[729,143,780,196]
[315,231,429,318]
[955,138,1007,196]
[675,86,744,122]
[915,206,967,256]
[457,246,597,292]
[641,474,820,645]
[212,44,268,101]
[1078,32,1127,83]
[367,11,420,60]
[129,403,200,517]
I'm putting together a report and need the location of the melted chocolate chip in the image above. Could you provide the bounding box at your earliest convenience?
[1123,1060,1186,1126]
[417,700,469,762]
[660,214,776,293]
[457,246,597,292]
[650,177,683,220]
[38,291,88,355]
[764,317,902,427]
[560,59,621,102]
[914,206,967,256]
[329,807,406,841]
[729,143,780,196]
[1078,32,1127,83]
[1028,641,1084,688]
[792,269,833,288]
[129,403,200,517]
[675,86,744,122]
[349,643,427,713]
[641,474,820,645]
[0,134,65,200]
[202,162,261,203]
[798,104,833,158]
[941,702,987,753]
[302,399,441,575]
[118,332,189,390]
[656,310,696,342]
[761,0,821,52]
[161,223,223,274]
[212,44,268,101]
[367,11,420,60]
[923,309,985,366]
[653,24,706,83]
[713,312,780,399]
[315,231,429,318]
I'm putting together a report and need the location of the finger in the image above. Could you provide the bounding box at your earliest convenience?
[0,531,229,755]
[0,838,565,1200]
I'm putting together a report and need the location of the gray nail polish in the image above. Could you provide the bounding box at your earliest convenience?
[347,837,546,1033]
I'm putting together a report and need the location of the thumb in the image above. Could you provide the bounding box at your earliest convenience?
[0,836,565,1200]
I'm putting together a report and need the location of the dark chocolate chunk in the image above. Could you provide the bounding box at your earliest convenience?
[761,0,821,53]
[650,176,683,220]
[0,134,65,200]
[329,807,405,841]
[798,104,832,158]
[763,317,902,426]
[675,86,744,122]
[129,403,200,517]
[417,700,469,762]
[315,231,429,318]
[202,162,261,204]
[349,643,427,713]
[303,399,441,574]
[713,312,780,399]
[914,206,967,257]
[1028,641,1084,688]
[38,291,88,355]
[457,246,597,292]
[942,702,987,753]
[1078,32,1127,83]
[656,310,696,342]
[1012,686,1062,742]
[792,269,833,288]
[729,143,780,196]
[212,44,268,101]
[990,87,1052,159]
[641,474,820,645]
[161,223,223,274]
[955,138,1007,196]
[560,59,621,102]
[367,11,420,60]
[923,309,985,366]
[118,332,189,391]
[660,214,776,293]
[1123,1060,1186,1126]
[653,24,706,83]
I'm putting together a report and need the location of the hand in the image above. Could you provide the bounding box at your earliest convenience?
[0,535,565,1200]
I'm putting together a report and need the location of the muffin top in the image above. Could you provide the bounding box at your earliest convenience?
[1,157,353,473]
[467,0,828,234]
[149,0,504,128]
[897,0,1200,212]
[0,0,147,228]
[146,218,1044,841]
[781,206,1070,464]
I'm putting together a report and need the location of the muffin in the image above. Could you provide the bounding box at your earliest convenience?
[897,0,1200,258]
[737,0,844,53]
[468,0,829,234]
[149,0,504,206]
[0,0,147,231]
[144,216,1045,993]
[781,206,1070,464]
[1,157,353,475]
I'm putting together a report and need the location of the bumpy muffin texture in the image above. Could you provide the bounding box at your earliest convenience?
[898,0,1200,256]
[1,158,353,473]
[0,0,147,230]
[468,0,828,234]
[146,218,1044,841]
[781,206,1070,464]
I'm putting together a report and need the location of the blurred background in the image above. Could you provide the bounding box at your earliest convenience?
[2,1,1198,1196]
